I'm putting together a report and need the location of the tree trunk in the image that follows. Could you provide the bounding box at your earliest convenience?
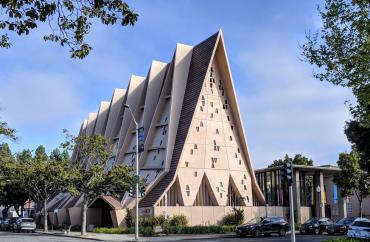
[2,206,9,218]
[14,205,22,217]
[21,205,24,217]
[44,199,48,232]
[359,199,363,218]
[81,199,88,236]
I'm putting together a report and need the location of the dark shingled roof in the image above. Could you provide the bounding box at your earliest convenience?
[139,32,219,208]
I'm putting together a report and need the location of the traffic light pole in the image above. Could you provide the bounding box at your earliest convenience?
[289,183,296,242]
[135,121,139,241]
[124,104,139,241]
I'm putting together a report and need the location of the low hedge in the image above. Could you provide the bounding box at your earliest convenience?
[163,225,235,234]
[94,225,235,235]
[94,226,154,236]
[324,238,368,242]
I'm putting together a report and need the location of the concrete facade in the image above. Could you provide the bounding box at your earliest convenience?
[45,31,273,228]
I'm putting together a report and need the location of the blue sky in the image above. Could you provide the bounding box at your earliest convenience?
[0,1,353,168]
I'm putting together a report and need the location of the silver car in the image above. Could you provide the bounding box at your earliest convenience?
[13,218,36,233]
[347,219,370,239]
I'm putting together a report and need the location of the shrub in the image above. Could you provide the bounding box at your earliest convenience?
[163,225,235,234]
[94,227,130,234]
[94,226,154,236]
[222,213,237,225]
[124,207,133,228]
[323,239,367,242]
[222,208,244,225]
[140,226,155,236]
[138,215,167,227]
[168,214,188,226]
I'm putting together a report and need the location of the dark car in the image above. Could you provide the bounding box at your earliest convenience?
[1,218,17,231]
[327,217,356,235]
[235,216,289,237]
[300,217,334,235]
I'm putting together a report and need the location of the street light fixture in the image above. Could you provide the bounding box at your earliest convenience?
[124,104,139,241]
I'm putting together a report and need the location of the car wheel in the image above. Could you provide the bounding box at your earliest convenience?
[328,231,334,235]
[279,228,286,236]
[314,228,320,235]
[254,229,262,237]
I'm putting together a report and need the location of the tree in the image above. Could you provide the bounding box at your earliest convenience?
[50,148,70,162]
[124,207,133,228]
[0,148,30,218]
[63,133,134,235]
[0,0,138,58]
[25,145,71,232]
[0,120,17,141]
[268,154,314,168]
[335,150,370,217]
[301,0,370,125]
[345,121,370,173]
[301,0,370,171]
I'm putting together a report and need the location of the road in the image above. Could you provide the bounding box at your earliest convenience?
[0,231,97,242]
[165,234,345,242]
[0,231,345,242]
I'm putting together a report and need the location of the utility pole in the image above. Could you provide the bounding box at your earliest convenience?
[124,104,139,241]
[281,161,295,242]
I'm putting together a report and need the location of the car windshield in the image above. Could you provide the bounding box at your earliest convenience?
[306,218,319,223]
[337,218,354,225]
[21,218,33,223]
[353,221,370,227]
[247,217,263,224]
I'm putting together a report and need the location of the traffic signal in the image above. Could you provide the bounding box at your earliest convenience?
[129,185,135,198]
[140,185,146,198]
[281,161,293,185]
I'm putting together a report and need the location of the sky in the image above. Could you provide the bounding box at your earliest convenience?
[0,1,353,168]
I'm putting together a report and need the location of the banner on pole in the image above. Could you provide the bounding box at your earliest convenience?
[138,127,144,153]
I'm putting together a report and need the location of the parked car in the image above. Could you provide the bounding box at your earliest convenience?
[12,218,36,233]
[0,219,7,231]
[235,216,289,237]
[300,217,334,235]
[347,219,370,239]
[327,217,356,235]
[1,218,17,231]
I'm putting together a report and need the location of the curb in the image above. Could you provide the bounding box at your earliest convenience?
[37,231,236,241]
[37,232,104,241]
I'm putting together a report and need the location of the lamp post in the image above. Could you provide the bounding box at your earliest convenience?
[124,104,139,240]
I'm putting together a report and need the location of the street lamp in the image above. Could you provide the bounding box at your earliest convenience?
[124,104,139,240]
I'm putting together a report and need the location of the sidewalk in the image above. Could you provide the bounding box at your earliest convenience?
[37,230,235,241]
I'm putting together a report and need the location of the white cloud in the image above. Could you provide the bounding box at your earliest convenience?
[0,71,84,127]
[236,35,353,168]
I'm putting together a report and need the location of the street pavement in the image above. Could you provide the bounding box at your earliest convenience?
[164,234,346,242]
[0,231,98,242]
[0,231,345,242]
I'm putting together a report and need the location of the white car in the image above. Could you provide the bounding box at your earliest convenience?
[347,219,370,239]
